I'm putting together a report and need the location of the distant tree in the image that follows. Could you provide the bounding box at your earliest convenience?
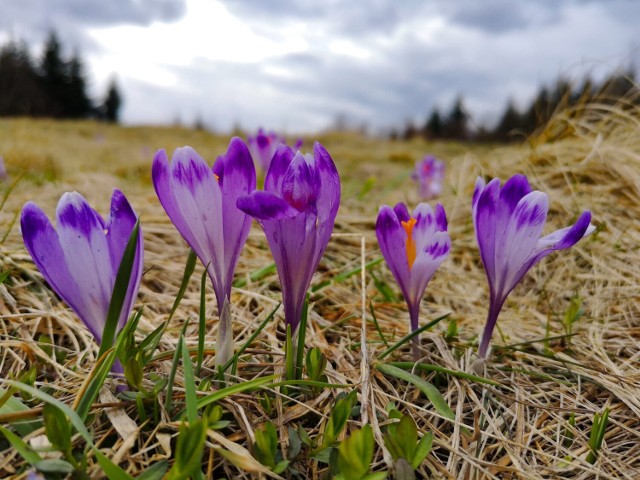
[493,99,523,141]
[100,78,122,123]
[0,40,48,115]
[443,96,469,140]
[39,31,68,116]
[402,119,418,140]
[65,53,92,117]
[423,108,443,139]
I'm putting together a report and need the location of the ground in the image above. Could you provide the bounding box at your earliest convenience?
[0,105,638,479]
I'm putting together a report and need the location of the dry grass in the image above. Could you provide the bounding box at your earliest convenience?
[0,105,638,479]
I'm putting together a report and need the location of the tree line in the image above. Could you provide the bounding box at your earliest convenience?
[0,32,122,122]
[394,67,639,142]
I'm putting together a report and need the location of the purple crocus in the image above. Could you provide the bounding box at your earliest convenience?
[247,128,303,172]
[237,142,340,333]
[473,174,595,358]
[411,156,444,200]
[248,129,285,172]
[20,190,143,366]
[152,138,256,364]
[376,202,450,357]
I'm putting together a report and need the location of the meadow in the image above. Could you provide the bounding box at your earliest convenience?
[0,103,638,479]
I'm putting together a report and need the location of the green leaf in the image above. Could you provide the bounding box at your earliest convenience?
[0,386,40,435]
[35,459,75,474]
[137,460,169,480]
[254,421,278,469]
[337,425,374,480]
[197,268,207,375]
[295,300,308,380]
[220,302,281,375]
[165,319,190,412]
[0,425,43,465]
[98,218,140,360]
[180,335,198,423]
[2,380,134,480]
[166,420,207,480]
[322,391,356,448]
[43,403,71,452]
[377,314,449,360]
[376,364,454,420]
[140,249,197,358]
[412,432,433,469]
[389,361,502,387]
[195,374,277,411]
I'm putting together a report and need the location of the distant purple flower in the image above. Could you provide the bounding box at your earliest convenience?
[376,202,450,357]
[0,156,7,182]
[152,138,256,364]
[411,156,444,200]
[237,142,340,333]
[21,190,143,363]
[248,129,285,172]
[473,174,595,358]
[247,129,303,172]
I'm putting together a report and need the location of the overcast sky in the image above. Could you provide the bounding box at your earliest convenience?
[0,0,638,133]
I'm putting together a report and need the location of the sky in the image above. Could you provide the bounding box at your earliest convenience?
[0,0,638,134]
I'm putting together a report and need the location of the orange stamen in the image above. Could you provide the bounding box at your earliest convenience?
[401,218,417,269]
[214,173,220,182]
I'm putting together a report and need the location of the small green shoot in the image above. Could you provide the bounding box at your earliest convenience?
[562,293,584,346]
[335,425,387,480]
[383,414,433,475]
[165,418,208,480]
[253,420,289,474]
[376,364,454,420]
[197,267,207,375]
[586,408,609,464]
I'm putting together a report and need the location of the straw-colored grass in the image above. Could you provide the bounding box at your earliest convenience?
[0,103,638,479]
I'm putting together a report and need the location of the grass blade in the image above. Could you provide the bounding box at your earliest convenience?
[377,313,450,360]
[389,361,502,387]
[369,301,389,348]
[221,302,281,375]
[140,249,197,354]
[165,319,190,412]
[0,425,43,465]
[197,268,207,375]
[195,374,277,411]
[181,335,198,423]
[376,364,454,420]
[295,300,308,380]
[233,262,276,288]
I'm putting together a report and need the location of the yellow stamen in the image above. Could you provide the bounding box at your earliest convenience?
[401,218,417,269]
[214,173,220,182]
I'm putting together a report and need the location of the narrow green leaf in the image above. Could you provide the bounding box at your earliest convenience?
[197,268,207,375]
[195,375,277,410]
[369,301,389,348]
[220,302,281,374]
[140,249,197,355]
[377,314,449,360]
[233,262,277,288]
[98,218,140,360]
[181,335,198,423]
[311,257,384,292]
[75,310,142,421]
[376,364,454,420]
[137,460,169,480]
[285,325,295,382]
[412,432,433,469]
[295,300,309,380]
[0,425,43,465]
[2,380,134,480]
[389,361,502,387]
[35,459,75,474]
[43,403,71,452]
[165,319,190,412]
[0,386,39,435]
[166,420,207,480]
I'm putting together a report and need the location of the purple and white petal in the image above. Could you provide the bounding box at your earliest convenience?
[55,192,114,341]
[237,191,299,221]
[375,205,411,299]
[265,145,295,194]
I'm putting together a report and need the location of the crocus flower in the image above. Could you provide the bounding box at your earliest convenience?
[376,202,450,357]
[152,138,256,364]
[248,129,285,172]
[0,156,7,182]
[237,142,340,334]
[411,156,444,200]
[20,190,143,369]
[473,174,595,358]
